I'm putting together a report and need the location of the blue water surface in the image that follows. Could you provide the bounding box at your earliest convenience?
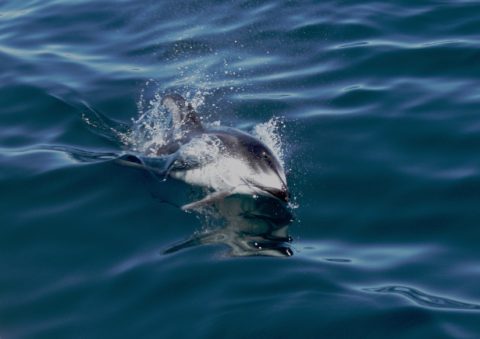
[1,0,480,338]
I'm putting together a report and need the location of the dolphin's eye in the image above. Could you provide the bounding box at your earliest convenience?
[261,151,274,167]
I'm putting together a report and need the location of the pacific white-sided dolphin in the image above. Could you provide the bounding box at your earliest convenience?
[121,93,289,210]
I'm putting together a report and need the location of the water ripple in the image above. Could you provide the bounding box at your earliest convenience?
[364,285,480,311]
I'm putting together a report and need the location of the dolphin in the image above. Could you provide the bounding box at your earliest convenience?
[120,93,289,210]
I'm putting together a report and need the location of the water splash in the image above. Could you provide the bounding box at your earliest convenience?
[129,92,171,155]
[252,117,286,167]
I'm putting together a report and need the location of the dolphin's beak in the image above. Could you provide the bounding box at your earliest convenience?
[259,185,289,203]
[244,179,289,203]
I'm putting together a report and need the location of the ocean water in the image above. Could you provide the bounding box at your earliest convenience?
[1,0,480,338]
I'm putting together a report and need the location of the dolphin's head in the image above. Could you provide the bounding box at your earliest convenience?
[244,142,289,202]
[214,129,289,202]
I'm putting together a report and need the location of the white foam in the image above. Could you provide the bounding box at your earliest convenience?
[252,117,286,167]
[129,92,171,155]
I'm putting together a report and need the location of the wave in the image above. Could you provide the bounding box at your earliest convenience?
[364,285,480,311]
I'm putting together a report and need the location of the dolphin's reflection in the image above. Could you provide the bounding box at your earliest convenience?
[164,194,294,257]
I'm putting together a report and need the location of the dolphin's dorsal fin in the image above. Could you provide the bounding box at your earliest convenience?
[161,94,203,139]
